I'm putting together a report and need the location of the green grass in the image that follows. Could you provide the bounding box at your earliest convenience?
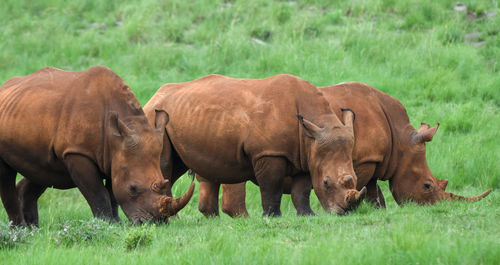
[0,181,499,264]
[0,0,499,264]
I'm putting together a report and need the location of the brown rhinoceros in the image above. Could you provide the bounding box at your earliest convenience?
[0,66,194,226]
[144,74,366,216]
[199,82,492,217]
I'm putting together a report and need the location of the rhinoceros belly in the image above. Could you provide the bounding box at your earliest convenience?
[0,141,74,189]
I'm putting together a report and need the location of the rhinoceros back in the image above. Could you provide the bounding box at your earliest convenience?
[145,74,334,183]
[319,82,414,183]
[0,66,142,187]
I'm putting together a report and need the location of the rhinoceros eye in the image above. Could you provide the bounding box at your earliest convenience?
[129,185,138,195]
[323,180,329,189]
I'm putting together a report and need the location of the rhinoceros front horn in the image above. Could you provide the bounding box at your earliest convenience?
[356,186,367,201]
[443,189,492,202]
[344,186,367,206]
[159,180,195,217]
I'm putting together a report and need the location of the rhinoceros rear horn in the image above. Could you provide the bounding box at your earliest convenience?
[340,175,355,188]
[154,110,169,135]
[437,179,448,190]
[159,180,195,217]
[412,123,439,144]
[151,179,169,193]
[443,189,492,202]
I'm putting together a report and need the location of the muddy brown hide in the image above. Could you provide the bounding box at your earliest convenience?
[0,66,193,226]
[144,74,365,217]
[213,82,491,217]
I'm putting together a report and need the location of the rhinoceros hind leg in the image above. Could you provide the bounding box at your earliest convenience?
[16,178,47,226]
[64,154,114,220]
[366,178,386,208]
[197,174,220,217]
[221,183,249,218]
[0,159,26,226]
[254,156,286,217]
[291,173,315,216]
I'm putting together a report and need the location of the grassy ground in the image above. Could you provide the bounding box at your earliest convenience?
[0,0,499,264]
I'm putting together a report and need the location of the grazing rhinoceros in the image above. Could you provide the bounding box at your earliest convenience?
[199,82,492,217]
[0,66,194,226]
[144,74,366,216]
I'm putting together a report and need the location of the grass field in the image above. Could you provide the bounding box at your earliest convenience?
[0,0,499,264]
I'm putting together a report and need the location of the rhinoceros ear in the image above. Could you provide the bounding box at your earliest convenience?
[341,108,355,129]
[154,109,169,133]
[412,122,439,144]
[107,111,133,137]
[297,114,322,138]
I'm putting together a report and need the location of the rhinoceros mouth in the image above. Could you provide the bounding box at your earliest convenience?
[130,215,169,225]
[327,203,347,216]
[333,205,357,216]
[129,210,154,225]
[335,207,347,216]
[151,216,169,224]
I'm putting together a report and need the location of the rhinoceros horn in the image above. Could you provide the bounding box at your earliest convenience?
[443,189,492,202]
[345,186,367,205]
[412,123,439,143]
[357,186,367,201]
[158,179,195,217]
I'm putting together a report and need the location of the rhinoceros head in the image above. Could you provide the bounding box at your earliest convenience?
[107,110,194,224]
[389,122,491,205]
[299,109,366,215]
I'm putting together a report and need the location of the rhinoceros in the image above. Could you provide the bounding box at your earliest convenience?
[144,74,366,216]
[0,66,194,226]
[198,82,492,217]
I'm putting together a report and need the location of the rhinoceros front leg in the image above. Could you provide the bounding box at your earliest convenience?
[104,178,120,222]
[197,174,220,217]
[0,159,26,226]
[365,178,386,208]
[221,182,249,218]
[64,154,114,220]
[16,178,47,226]
[290,173,315,216]
[254,156,286,217]
[355,163,386,208]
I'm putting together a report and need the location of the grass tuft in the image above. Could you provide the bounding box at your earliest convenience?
[50,219,115,246]
[123,224,155,251]
[0,222,37,249]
